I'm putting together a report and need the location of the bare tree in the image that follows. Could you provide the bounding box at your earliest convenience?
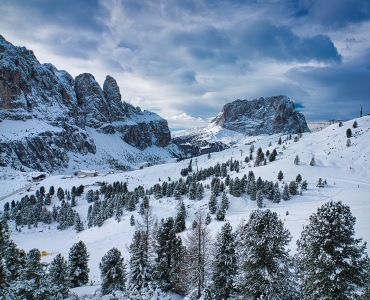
[183,210,213,298]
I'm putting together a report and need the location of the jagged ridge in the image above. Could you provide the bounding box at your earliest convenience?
[0,35,171,172]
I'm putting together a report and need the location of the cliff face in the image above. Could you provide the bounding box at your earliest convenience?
[0,35,171,172]
[210,95,310,135]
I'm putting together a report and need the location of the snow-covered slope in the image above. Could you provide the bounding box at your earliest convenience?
[1,116,369,297]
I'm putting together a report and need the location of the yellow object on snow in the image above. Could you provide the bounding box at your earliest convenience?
[41,251,48,256]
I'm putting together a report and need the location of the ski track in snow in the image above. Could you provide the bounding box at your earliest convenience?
[1,116,370,298]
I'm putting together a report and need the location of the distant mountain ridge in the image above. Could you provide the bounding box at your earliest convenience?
[172,96,309,156]
[210,96,309,135]
[0,35,172,172]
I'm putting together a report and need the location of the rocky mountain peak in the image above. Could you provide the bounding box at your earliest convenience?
[210,95,309,135]
[0,36,172,173]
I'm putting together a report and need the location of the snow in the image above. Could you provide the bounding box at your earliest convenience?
[1,116,370,298]
[0,119,63,141]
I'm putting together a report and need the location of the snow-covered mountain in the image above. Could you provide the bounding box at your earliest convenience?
[172,95,309,156]
[1,115,369,298]
[0,35,174,173]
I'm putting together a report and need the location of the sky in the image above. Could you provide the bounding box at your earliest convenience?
[1,0,370,130]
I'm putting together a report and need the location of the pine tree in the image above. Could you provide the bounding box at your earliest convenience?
[100,247,127,295]
[235,209,297,299]
[296,201,370,299]
[273,188,281,203]
[19,248,44,298]
[129,230,152,290]
[174,202,186,232]
[250,181,257,201]
[301,180,308,190]
[256,190,264,208]
[296,174,302,183]
[282,183,290,200]
[4,241,26,282]
[57,187,65,201]
[154,217,184,291]
[310,156,315,166]
[289,180,297,195]
[0,257,8,295]
[294,154,300,165]
[49,253,70,297]
[212,222,237,299]
[277,171,284,182]
[74,213,84,232]
[216,206,226,221]
[346,128,352,138]
[127,215,134,227]
[208,193,218,214]
[68,240,90,287]
[44,193,51,205]
[205,213,212,225]
[220,191,229,210]
[0,220,10,258]
[49,185,55,196]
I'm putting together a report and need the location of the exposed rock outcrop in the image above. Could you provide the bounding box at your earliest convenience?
[0,35,171,172]
[210,95,309,135]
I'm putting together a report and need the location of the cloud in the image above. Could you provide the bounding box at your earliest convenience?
[0,0,369,129]
[295,0,370,28]
[286,60,370,120]
[169,112,208,130]
[237,20,342,63]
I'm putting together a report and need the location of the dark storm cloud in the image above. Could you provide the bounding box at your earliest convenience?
[2,0,105,32]
[286,59,370,120]
[237,20,342,63]
[295,0,370,28]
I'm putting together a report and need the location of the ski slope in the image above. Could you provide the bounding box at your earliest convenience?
[1,116,370,298]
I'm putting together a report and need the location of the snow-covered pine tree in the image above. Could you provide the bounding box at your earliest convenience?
[154,217,184,291]
[74,212,84,232]
[220,191,229,210]
[295,200,370,299]
[19,248,45,299]
[296,174,302,183]
[188,182,196,200]
[196,183,204,200]
[289,180,297,195]
[208,193,218,214]
[309,156,315,166]
[294,155,300,165]
[48,253,70,297]
[4,240,26,282]
[100,247,127,295]
[301,180,308,190]
[212,222,237,299]
[282,183,290,200]
[273,187,281,203]
[235,209,297,299]
[0,220,10,258]
[277,170,284,181]
[250,181,257,201]
[129,230,152,290]
[256,190,264,208]
[68,240,90,287]
[216,206,226,221]
[174,201,187,232]
[125,216,133,228]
